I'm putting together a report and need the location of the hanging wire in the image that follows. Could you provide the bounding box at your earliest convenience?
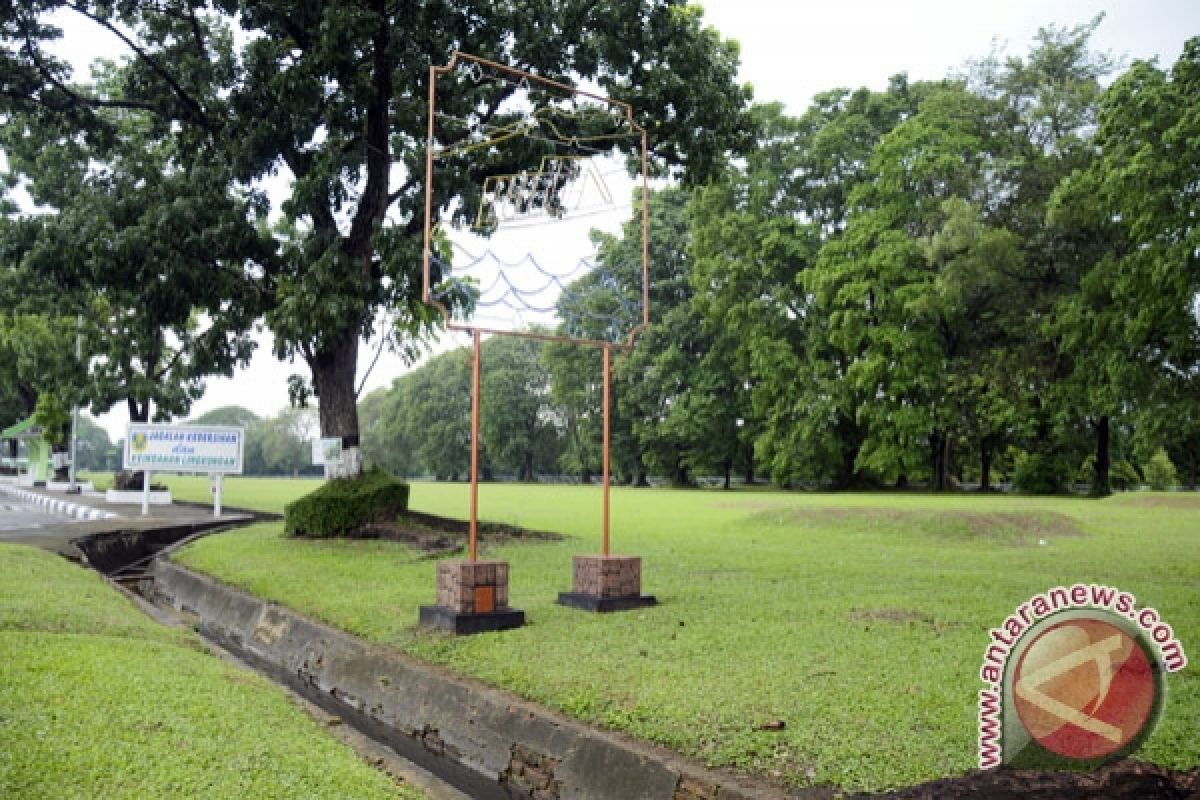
[429,251,642,344]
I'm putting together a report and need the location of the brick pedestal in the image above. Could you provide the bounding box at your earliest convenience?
[420,559,524,634]
[558,555,657,613]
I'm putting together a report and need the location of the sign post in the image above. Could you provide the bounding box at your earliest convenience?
[124,424,245,516]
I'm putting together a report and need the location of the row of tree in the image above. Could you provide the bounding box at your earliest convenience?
[359,22,1199,493]
[2,7,1195,493]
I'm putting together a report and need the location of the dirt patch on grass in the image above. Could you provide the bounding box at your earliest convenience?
[1110,493,1200,511]
[752,507,1085,545]
[354,509,563,557]
[853,759,1199,799]
[848,607,936,625]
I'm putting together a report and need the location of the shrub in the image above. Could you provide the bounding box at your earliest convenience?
[1110,460,1142,491]
[1143,448,1178,491]
[1077,455,1141,494]
[112,470,168,491]
[284,467,410,538]
[1014,452,1069,494]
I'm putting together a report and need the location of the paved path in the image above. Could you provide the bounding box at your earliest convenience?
[0,499,60,533]
[0,482,253,558]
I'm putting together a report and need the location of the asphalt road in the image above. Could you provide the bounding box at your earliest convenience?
[0,500,62,533]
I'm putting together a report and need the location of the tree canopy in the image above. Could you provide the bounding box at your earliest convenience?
[1,0,753,479]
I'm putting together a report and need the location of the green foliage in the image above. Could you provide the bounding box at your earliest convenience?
[284,467,411,538]
[175,480,1200,792]
[0,544,419,799]
[0,0,753,470]
[1013,452,1069,494]
[32,392,69,447]
[1143,448,1178,491]
[1111,460,1142,491]
[480,336,561,481]
[1079,454,1141,492]
[0,313,81,429]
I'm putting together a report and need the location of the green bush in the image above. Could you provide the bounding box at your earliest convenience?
[284,467,410,538]
[1014,452,1068,494]
[1110,460,1142,491]
[1077,455,1142,493]
[1143,448,1178,491]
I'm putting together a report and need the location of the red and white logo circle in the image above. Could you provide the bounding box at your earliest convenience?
[1013,617,1158,761]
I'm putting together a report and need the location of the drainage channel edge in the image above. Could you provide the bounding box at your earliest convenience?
[147,558,786,800]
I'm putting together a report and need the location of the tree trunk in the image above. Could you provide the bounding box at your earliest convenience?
[980,438,992,492]
[722,457,732,490]
[127,397,149,423]
[1091,415,1111,497]
[929,430,946,491]
[943,432,953,491]
[309,327,362,479]
[928,429,952,492]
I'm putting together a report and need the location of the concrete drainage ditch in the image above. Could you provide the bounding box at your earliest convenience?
[141,559,776,800]
[72,521,778,800]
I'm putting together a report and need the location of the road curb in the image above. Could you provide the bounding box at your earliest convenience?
[0,484,119,521]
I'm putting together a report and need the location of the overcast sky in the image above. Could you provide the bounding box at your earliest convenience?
[68,1,1199,439]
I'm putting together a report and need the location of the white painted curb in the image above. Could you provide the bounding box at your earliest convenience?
[0,484,118,521]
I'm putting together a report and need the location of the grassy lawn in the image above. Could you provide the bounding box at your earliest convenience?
[0,543,425,800]
[162,476,1199,793]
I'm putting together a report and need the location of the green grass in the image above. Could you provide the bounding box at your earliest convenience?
[0,544,425,800]
[164,477,1200,792]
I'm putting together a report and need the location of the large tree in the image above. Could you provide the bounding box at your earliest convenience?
[1074,37,1200,489]
[691,88,924,488]
[2,1,751,478]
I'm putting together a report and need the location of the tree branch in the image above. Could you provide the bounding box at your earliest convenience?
[64,2,218,131]
[18,34,161,117]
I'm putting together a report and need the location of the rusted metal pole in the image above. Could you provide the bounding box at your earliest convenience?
[470,329,481,562]
[423,64,437,310]
[602,344,611,556]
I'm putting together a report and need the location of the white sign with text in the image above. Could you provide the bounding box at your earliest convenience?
[124,424,245,474]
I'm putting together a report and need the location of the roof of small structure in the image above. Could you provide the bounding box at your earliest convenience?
[0,416,44,440]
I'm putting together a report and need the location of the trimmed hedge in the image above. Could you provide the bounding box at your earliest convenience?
[284,467,410,538]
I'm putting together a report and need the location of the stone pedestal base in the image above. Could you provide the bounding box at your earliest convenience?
[557,555,656,613]
[420,559,524,634]
[418,605,525,634]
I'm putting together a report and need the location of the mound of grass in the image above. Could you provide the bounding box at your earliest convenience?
[0,544,423,800]
[284,467,410,538]
[175,483,1200,794]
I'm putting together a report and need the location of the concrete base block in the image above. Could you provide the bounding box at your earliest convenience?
[560,554,655,613]
[418,605,525,635]
[557,592,657,613]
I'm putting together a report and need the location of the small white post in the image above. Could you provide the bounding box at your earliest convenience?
[214,473,223,517]
[67,314,82,493]
[142,470,151,516]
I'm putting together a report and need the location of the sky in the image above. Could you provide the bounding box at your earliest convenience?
[39,1,1199,439]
